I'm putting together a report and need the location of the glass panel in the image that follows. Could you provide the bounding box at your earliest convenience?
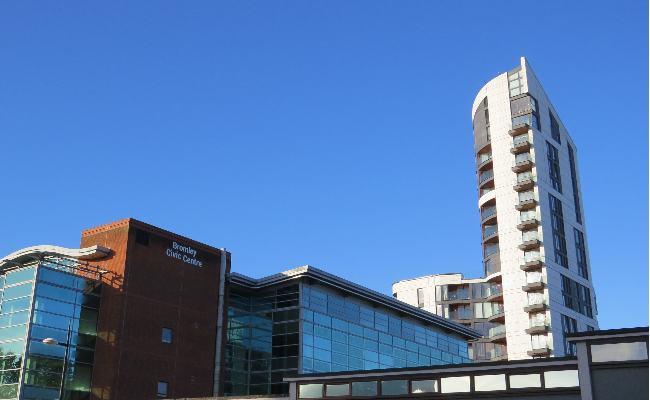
[39,268,78,288]
[0,298,30,315]
[440,376,470,393]
[31,325,68,345]
[0,355,21,371]
[351,381,377,396]
[381,380,408,395]
[34,297,76,317]
[0,384,18,399]
[26,355,64,373]
[32,311,70,330]
[5,268,35,286]
[37,284,76,303]
[0,340,24,357]
[474,374,506,391]
[0,311,28,328]
[0,370,19,384]
[29,340,65,358]
[300,384,323,398]
[509,373,541,388]
[544,370,579,388]
[590,342,648,362]
[25,370,61,387]
[77,293,101,309]
[411,379,437,393]
[0,325,27,342]
[2,283,32,301]
[326,384,349,397]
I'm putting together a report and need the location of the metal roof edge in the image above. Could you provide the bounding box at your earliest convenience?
[228,266,481,339]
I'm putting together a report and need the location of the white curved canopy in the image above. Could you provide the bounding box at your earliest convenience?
[0,245,110,268]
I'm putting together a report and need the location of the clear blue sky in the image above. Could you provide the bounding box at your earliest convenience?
[0,1,647,330]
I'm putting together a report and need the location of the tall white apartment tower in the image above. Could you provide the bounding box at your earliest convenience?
[393,57,599,361]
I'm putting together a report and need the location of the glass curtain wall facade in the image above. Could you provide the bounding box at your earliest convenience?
[301,287,471,376]
[0,259,101,400]
[225,285,301,396]
[225,282,473,397]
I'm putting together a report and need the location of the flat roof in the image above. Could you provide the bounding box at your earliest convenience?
[229,266,482,340]
[565,326,649,342]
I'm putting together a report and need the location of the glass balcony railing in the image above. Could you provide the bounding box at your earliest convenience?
[448,310,471,320]
[520,231,541,244]
[511,114,538,129]
[488,325,506,338]
[479,169,494,183]
[524,295,549,308]
[484,244,499,258]
[521,251,544,265]
[471,343,507,360]
[528,340,553,352]
[478,151,492,165]
[519,210,538,221]
[513,153,534,165]
[490,345,508,359]
[442,289,470,301]
[485,283,502,298]
[480,186,494,197]
[523,273,546,286]
[483,225,498,238]
[512,133,532,147]
[487,303,504,318]
[511,96,538,115]
[516,171,536,183]
[481,206,496,220]
[527,318,551,330]
[517,191,538,204]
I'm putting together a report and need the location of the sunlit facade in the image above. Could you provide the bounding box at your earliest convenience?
[0,250,103,400]
[225,267,481,396]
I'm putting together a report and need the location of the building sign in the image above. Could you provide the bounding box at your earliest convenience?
[166,242,202,267]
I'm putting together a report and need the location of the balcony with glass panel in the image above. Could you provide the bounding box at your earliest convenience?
[438,285,470,303]
[513,172,536,191]
[517,210,539,230]
[511,95,538,115]
[525,318,551,334]
[486,304,505,323]
[483,244,499,260]
[508,113,538,136]
[469,342,507,362]
[487,325,506,342]
[512,153,534,173]
[524,294,549,313]
[527,338,553,357]
[510,133,532,154]
[520,251,544,271]
[485,283,503,302]
[480,204,497,225]
[478,169,494,190]
[522,272,546,292]
[477,150,493,171]
[515,190,538,211]
[482,224,498,244]
[519,230,541,250]
[447,306,471,321]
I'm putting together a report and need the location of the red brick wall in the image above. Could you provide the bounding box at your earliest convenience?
[80,219,229,400]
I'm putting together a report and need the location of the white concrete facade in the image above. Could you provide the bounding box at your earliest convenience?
[393,57,598,362]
